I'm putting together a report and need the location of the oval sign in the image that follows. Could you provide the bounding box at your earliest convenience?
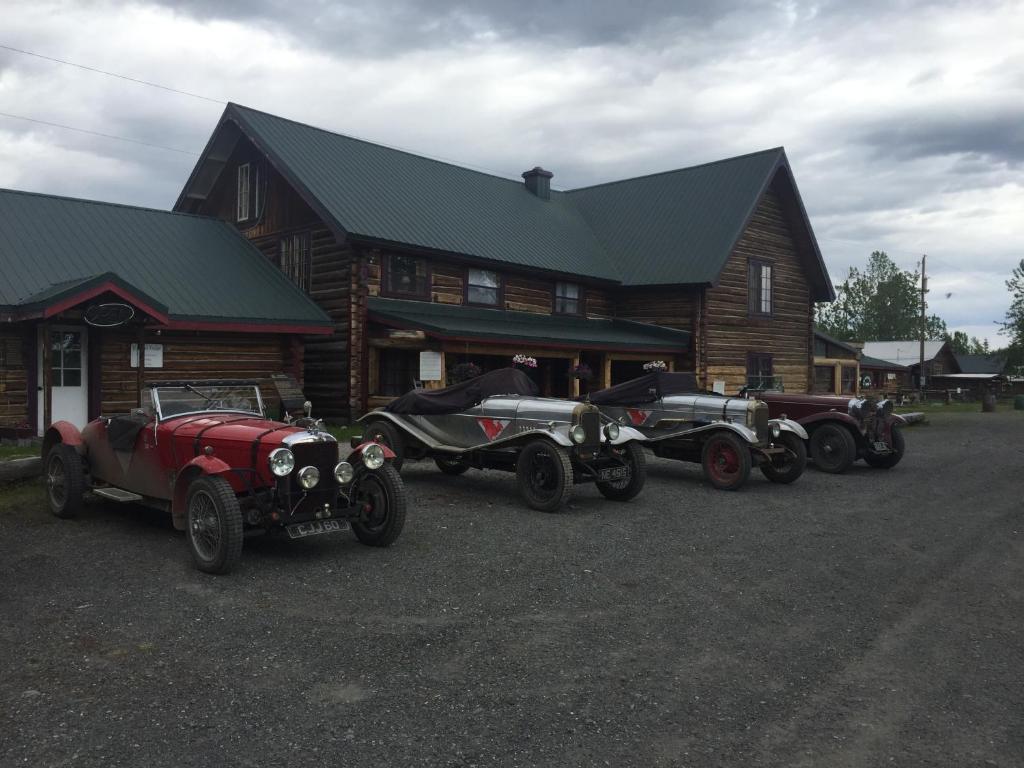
[84,302,135,327]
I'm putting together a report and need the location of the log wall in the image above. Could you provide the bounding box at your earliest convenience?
[703,188,812,393]
[0,327,30,428]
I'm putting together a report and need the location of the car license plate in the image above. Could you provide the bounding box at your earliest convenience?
[286,519,349,539]
[872,441,890,452]
[598,466,628,482]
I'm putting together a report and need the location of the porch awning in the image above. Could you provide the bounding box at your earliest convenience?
[367,297,690,353]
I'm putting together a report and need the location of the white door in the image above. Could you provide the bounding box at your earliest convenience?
[37,326,88,434]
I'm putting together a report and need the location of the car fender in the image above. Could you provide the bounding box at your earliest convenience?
[347,440,398,463]
[889,413,908,426]
[170,455,234,530]
[771,418,808,441]
[798,411,861,430]
[42,421,84,460]
[610,425,647,445]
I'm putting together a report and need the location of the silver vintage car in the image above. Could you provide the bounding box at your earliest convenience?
[357,368,647,512]
[590,372,809,491]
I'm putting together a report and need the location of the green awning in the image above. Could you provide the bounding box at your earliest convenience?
[368,297,690,353]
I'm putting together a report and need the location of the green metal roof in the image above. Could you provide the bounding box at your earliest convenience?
[0,188,331,329]
[177,104,833,298]
[858,354,908,371]
[368,297,690,352]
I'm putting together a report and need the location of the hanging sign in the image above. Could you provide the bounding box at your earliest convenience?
[84,303,135,327]
[419,350,443,381]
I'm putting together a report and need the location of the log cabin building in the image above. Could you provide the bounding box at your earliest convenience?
[175,103,835,419]
[0,188,332,437]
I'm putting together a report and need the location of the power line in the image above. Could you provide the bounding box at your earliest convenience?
[0,111,199,155]
[0,43,225,104]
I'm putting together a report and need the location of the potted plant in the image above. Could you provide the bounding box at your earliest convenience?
[512,354,538,370]
[643,360,668,372]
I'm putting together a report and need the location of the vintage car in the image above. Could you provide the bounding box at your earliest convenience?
[42,380,406,574]
[755,391,906,473]
[357,368,648,512]
[589,372,808,491]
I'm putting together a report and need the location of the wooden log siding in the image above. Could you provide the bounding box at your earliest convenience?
[703,189,812,394]
[0,328,30,427]
[97,332,295,415]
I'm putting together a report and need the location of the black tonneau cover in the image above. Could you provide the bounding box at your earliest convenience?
[589,372,699,405]
[384,368,539,415]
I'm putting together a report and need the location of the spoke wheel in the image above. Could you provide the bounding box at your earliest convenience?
[45,444,85,518]
[596,442,647,502]
[185,476,243,575]
[363,420,405,471]
[760,432,808,484]
[809,423,857,474]
[352,463,407,547]
[701,432,752,491]
[515,440,573,512]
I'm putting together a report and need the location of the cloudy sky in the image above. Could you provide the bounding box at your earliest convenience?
[2,0,1022,342]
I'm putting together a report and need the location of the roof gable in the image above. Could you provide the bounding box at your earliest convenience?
[954,353,1006,374]
[861,340,948,366]
[176,103,832,296]
[0,188,331,330]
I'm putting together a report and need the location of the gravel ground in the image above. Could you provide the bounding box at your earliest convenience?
[1,412,1022,767]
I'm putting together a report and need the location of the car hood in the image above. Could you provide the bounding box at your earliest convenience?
[757,392,853,410]
[158,414,310,446]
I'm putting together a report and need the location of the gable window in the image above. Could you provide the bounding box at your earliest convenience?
[466,268,501,306]
[384,255,429,298]
[747,353,773,390]
[280,232,312,292]
[554,282,581,314]
[748,260,773,316]
[237,163,251,222]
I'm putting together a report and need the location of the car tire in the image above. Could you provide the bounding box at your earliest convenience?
[596,442,647,502]
[701,431,752,491]
[45,444,86,519]
[363,420,405,472]
[516,440,574,512]
[863,424,905,469]
[809,423,857,474]
[352,463,407,547]
[185,476,243,575]
[434,457,469,475]
[760,431,807,484]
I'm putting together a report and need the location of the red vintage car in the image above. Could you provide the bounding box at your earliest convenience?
[42,380,405,574]
[755,392,906,473]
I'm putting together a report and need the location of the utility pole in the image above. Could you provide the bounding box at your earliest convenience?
[919,254,928,391]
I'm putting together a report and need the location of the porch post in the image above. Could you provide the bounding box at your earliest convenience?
[136,325,145,407]
[571,354,580,398]
[41,324,51,430]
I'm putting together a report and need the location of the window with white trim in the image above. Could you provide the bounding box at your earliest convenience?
[554,281,581,314]
[467,268,500,306]
[237,163,251,222]
[748,260,773,316]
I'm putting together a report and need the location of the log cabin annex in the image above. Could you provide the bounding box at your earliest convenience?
[174,103,835,421]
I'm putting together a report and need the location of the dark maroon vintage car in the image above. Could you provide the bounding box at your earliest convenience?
[42,380,406,574]
[756,392,906,473]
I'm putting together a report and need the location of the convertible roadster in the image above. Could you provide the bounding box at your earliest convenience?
[756,391,906,473]
[589,372,808,491]
[43,380,406,574]
[357,368,648,512]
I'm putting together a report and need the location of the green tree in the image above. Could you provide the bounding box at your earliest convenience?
[1002,258,1024,349]
[816,251,947,341]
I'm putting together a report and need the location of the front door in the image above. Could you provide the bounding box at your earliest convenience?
[37,326,88,434]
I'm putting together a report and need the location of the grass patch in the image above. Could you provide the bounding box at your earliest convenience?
[0,477,42,511]
[327,425,365,443]
[0,444,38,460]
[896,401,1024,415]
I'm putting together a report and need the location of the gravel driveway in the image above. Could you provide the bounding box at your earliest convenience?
[1,412,1022,767]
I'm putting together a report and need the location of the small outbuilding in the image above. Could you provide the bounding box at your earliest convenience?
[0,188,333,437]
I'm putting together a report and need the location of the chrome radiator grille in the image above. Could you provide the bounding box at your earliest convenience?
[580,410,602,447]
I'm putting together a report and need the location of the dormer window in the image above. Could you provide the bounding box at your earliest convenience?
[554,281,581,314]
[466,268,501,306]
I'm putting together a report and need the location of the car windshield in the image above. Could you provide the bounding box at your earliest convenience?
[153,384,264,419]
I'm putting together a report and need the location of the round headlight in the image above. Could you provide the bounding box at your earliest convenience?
[297,465,320,490]
[362,443,385,470]
[604,422,620,441]
[268,447,295,477]
[771,423,781,440]
[334,461,355,484]
[570,424,587,444]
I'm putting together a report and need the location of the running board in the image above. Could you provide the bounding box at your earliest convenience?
[92,487,144,503]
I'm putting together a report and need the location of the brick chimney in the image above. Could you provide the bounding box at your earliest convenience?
[522,167,553,201]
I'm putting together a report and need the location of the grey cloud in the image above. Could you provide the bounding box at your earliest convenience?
[857,110,1024,167]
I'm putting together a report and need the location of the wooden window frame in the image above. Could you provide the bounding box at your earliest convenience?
[748,259,774,318]
[279,230,312,293]
[746,352,774,389]
[464,267,503,307]
[553,281,584,316]
[237,163,251,223]
[381,254,431,300]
